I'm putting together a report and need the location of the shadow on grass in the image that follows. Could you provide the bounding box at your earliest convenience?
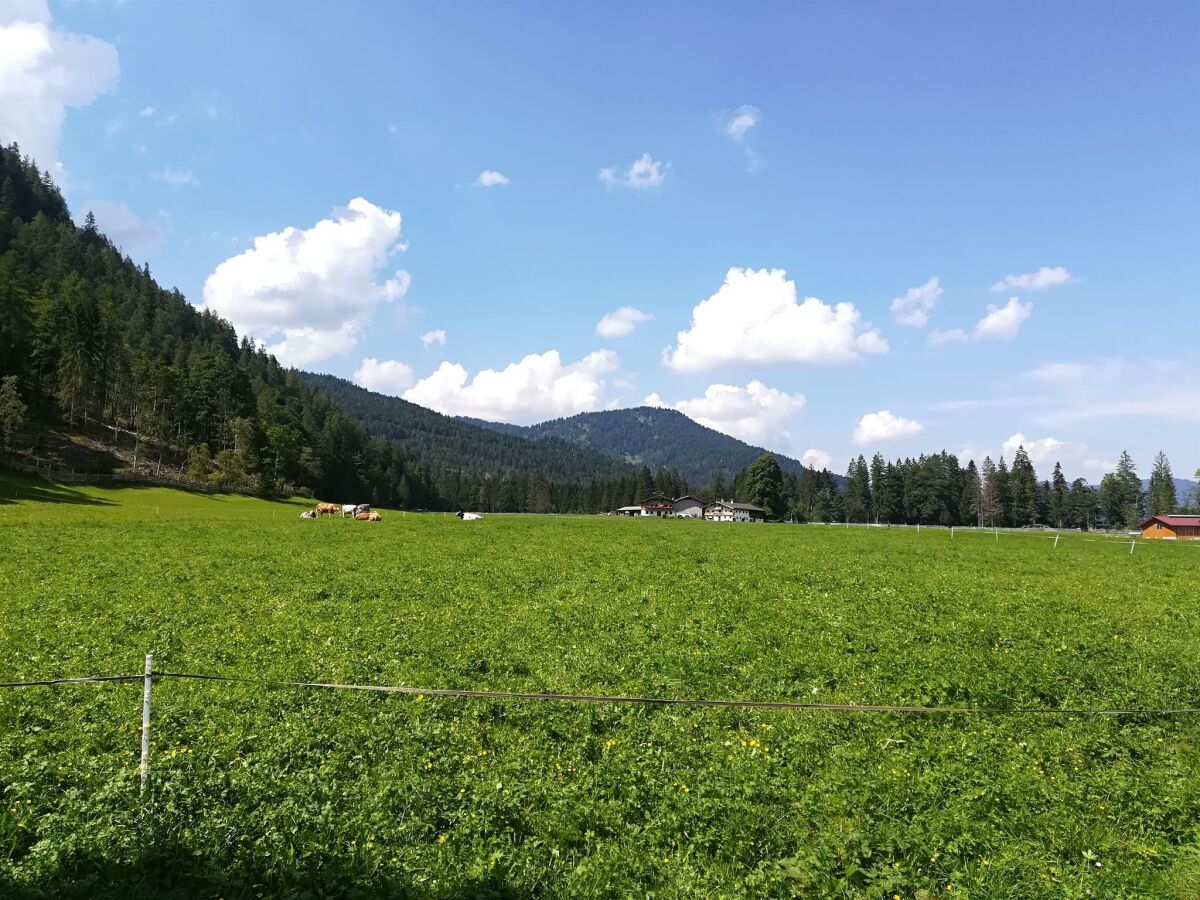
[0,474,116,507]
[0,846,534,900]
[0,470,306,507]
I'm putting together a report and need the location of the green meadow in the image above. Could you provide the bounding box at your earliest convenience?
[0,472,1197,899]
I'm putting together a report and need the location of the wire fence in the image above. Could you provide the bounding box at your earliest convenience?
[3,660,1196,792]
[6,668,1198,716]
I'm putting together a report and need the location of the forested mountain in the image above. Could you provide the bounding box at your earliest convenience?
[0,143,442,508]
[462,406,813,486]
[301,373,625,482]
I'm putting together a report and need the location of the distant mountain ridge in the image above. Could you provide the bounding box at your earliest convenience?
[300,373,627,482]
[460,406,813,485]
[300,374,814,489]
[1141,477,1198,500]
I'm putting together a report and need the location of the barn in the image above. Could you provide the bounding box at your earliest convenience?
[672,496,705,518]
[1139,515,1200,540]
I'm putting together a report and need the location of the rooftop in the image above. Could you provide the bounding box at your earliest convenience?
[1141,515,1200,527]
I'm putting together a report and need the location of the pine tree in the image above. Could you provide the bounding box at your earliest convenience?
[995,456,1011,527]
[1008,446,1039,526]
[1050,462,1068,528]
[962,460,982,526]
[844,455,872,522]
[1146,451,1176,516]
[1067,478,1096,530]
[1036,480,1052,526]
[904,455,939,524]
[1098,473,1126,528]
[869,453,885,523]
[1113,451,1142,527]
[980,456,1000,526]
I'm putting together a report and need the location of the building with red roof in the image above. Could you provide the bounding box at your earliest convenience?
[1140,515,1200,540]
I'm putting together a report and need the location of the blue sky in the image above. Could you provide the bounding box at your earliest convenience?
[4,0,1198,480]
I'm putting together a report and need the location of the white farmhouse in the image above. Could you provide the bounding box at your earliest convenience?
[703,500,766,522]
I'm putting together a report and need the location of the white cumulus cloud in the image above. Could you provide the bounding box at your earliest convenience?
[929,297,1032,345]
[476,170,509,187]
[0,1,119,179]
[201,197,410,367]
[353,358,415,396]
[801,448,833,471]
[724,104,761,140]
[1002,432,1087,466]
[722,104,762,170]
[664,267,888,372]
[598,153,667,190]
[653,380,806,445]
[420,329,446,348]
[853,410,924,445]
[596,306,653,338]
[267,325,358,368]
[974,297,1033,340]
[80,201,162,253]
[890,276,943,327]
[991,266,1074,292]
[403,349,619,425]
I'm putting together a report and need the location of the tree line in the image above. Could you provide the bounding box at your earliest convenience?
[722,448,1194,529]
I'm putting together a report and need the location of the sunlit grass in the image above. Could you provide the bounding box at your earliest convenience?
[0,473,1197,898]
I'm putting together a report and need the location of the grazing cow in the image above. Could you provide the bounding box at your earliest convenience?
[315,503,340,517]
[456,511,482,521]
[355,503,371,516]
[341,503,359,518]
[300,510,316,519]
[355,511,382,522]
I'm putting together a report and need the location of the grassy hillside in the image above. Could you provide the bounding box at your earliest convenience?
[464,406,815,485]
[1,474,1198,897]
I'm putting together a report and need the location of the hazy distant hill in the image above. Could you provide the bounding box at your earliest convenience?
[461,406,813,485]
[301,373,626,481]
[1141,477,1199,501]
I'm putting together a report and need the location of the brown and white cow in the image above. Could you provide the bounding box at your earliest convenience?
[315,503,340,517]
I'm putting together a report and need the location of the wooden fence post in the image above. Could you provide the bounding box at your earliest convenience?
[140,653,153,794]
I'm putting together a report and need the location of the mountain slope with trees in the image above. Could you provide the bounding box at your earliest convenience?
[300,372,632,482]
[0,143,443,508]
[462,406,814,486]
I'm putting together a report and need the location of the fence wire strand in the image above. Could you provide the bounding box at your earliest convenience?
[0,674,142,688]
[1,670,1196,717]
